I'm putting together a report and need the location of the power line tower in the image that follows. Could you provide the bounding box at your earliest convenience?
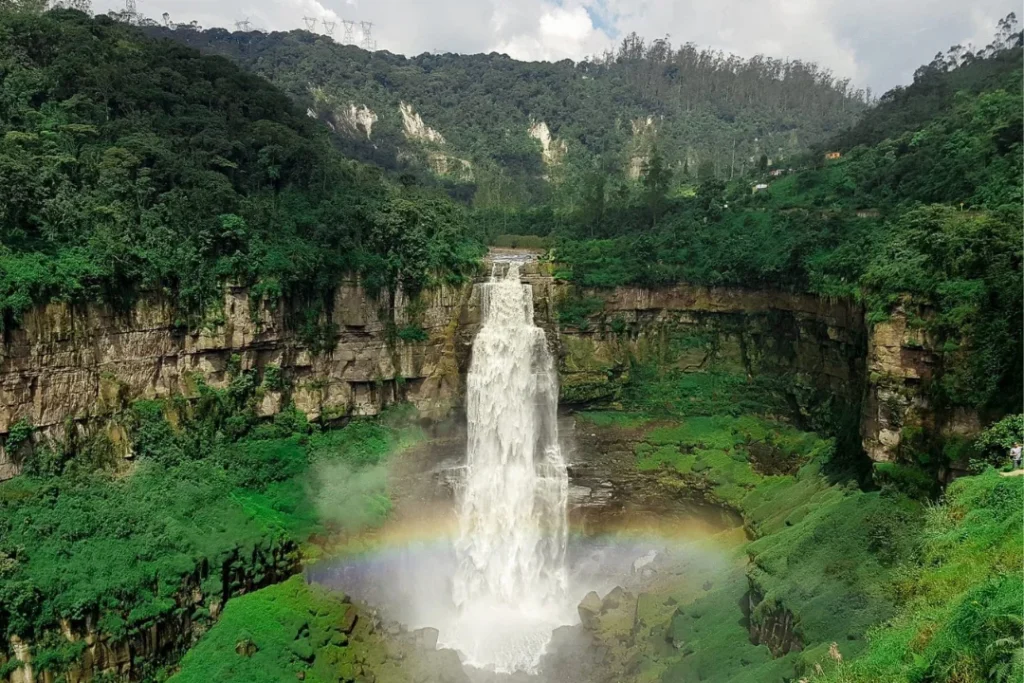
[341,20,356,44]
[235,17,251,31]
[360,21,376,51]
[321,19,336,37]
[303,16,319,32]
[122,0,137,24]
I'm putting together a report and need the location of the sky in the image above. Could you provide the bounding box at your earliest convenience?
[110,0,1015,93]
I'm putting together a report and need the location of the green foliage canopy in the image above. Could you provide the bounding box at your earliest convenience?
[0,9,482,331]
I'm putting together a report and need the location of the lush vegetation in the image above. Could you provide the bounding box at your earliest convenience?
[573,310,1022,683]
[171,575,467,683]
[151,26,869,211]
[576,400,928,682]
[0,5,1021,683]
[0,379,421,676]
[576,378,1022,683]
[171,576,363,683]
[812,471,1023,683]
[550,23,1022,419]
[0,8,482,333]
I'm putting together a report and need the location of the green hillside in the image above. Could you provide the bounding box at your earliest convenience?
[0,8,481,333]
[148,27,869,209]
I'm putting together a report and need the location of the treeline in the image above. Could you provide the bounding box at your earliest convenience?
[0,8,482,333]
[593,33,870,119]
[834,12,1023,151]
[145,24,868,207]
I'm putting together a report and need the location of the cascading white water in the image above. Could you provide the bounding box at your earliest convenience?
[445,261,571,673]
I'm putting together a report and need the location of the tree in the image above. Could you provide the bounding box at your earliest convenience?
[580,171,607,237]
[641,146,672,226]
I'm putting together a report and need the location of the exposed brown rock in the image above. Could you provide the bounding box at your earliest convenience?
[1,277,967,478]
[0,281,477,480]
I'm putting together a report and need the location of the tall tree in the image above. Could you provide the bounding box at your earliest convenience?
[641,146,672,226]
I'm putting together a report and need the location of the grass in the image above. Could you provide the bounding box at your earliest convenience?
[170,576,361,683]
[632,413,832,508]
[665,564,800,683]
[809,471,1024,683]
[575,411,653,429]
[623,366,790,420]
[578,400,928,682]
[587,400,1020,683]
[171,574,471,683]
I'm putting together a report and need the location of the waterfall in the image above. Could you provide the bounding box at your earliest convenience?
[447,261,570,672]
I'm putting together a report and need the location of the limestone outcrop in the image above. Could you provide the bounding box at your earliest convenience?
[399,101,445,144]
[528,120,567,169]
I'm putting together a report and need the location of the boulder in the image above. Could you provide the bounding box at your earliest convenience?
[413,627,439,650]
[602,586,628,611]
[578,591,603,630]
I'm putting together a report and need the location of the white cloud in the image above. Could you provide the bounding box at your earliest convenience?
[490,4,610,62]
[115,0,1016,92]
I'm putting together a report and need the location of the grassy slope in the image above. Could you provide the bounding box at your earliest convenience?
[171,575,469,683]
[577,407,923,682]
[171,576,362,683]
[813,471,1024,683]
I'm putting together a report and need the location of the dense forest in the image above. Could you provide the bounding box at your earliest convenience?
[0,7,482,336]
[149,25,870,210]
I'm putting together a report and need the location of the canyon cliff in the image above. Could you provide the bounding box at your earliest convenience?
[0,267,968,483]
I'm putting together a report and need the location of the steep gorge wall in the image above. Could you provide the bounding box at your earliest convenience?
[547,284,865,419]
[3,542,299,683]
[0,270,961,482]
[0,280,477,481]
[521,274,965,467]
[861,304,980,476]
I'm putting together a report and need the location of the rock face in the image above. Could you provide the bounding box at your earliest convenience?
[0,280,477,480]
[746,587,802,656]
[0,268,964,480]
[399,101,445,144]
[528,121,567,169]
[343,103,378,138]
[518,277,973,465]
[428,152,474,180]
[627,116,657,180]
[860,303,980,475]
[531,280,867,443]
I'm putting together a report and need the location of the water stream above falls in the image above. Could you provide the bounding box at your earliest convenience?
[307,261,742,678]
